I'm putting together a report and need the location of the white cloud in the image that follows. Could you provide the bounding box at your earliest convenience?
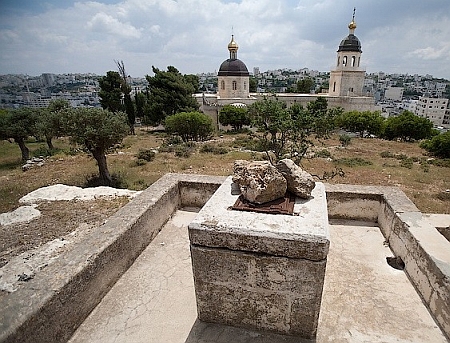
[88,12,142,39]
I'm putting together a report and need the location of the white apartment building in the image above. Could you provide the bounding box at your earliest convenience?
[415,96,449,128]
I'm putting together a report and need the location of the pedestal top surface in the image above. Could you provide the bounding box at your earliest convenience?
[188,176,329,260]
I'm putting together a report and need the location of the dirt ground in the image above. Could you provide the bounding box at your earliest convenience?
[0,198,129,269]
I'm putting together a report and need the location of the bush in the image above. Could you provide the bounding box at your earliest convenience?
[339,134,351,147]
[429,159,450,168]
[436,191,450,201]
[400,158,413,169]
[420,131,450,158]
[136,149,156,162]
[200,144,228,155]
[84,171,128,189]
[134,159,147,166]
[165,111,213,142]
[174,144,193,158]
[380,151,395,158]
[315,149,332,158]
[335,157,373,167]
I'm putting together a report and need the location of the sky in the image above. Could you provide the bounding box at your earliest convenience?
[1,0,450,79]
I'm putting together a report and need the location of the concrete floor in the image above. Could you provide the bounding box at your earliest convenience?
[69,211,447,343]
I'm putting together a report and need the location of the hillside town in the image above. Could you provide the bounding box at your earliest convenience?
[1,69,449,130]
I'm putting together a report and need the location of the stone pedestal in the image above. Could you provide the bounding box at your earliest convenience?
[188,177,329,339]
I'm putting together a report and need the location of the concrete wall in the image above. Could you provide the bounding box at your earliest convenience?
[0,174,225,343]
[326,184,450,341]
[1,177,448,342]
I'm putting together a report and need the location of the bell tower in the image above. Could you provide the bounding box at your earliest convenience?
[329,9,365,97]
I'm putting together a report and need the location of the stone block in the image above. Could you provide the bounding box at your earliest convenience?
[189,176,329,338]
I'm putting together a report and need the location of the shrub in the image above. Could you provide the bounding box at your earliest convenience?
[165,111,213,142]
[335,157,373,167]
[380,151,395,158]
[200,144,228,155]
[174,144,193,158]
[436,192,450,201]
[134,159,147,166]
[429,159,450,168]
[400,158,413,169]
[420,131,450,158]
[315,149,332,158]
[136,149,155,162]
[339,134,351,147]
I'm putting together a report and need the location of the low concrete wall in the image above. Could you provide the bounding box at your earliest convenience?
[1,178,448,342]
[326,184,450,341]
[0,174,225,343]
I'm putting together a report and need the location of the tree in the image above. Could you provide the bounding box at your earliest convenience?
[337,110,384,137]
[307,97,341,138]
[37,99,70,150]
[116,60,136,135]
[382,111,433,141]
[164,111,213,142]
[99,71,123,113]
[287,78,315,93]
[420,131,450,158]
[218,105,250,131]
[62,108,129,186]
[0,108,38,161]
[145,66,199,125]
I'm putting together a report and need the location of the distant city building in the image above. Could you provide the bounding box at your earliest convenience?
[416,96,449,128]
[385,87,404,101]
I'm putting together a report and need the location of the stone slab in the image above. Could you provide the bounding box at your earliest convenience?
[189,176,329,261]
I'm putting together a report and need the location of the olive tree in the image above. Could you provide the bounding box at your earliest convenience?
[0,108,38,161]
[164,111,213,142]
[62,108,129,186]
[218,105,250,131]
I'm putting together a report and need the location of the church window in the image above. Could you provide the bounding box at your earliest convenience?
[343,56,347,66]
[232,81,237,90]
[351,56,355,67]
[221,80,225,90]
[244,81,247,90]
[333,82,336,92]
[358,57,360,67]
[337,56,340,66]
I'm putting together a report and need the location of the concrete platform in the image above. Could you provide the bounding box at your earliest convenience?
[68,211,447,343]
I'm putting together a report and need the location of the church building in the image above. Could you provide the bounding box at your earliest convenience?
[196,12,378,130]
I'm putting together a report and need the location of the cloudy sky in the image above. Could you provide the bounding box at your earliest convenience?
[1,0,450,79]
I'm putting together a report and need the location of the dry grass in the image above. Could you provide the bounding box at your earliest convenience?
[1,129,449,215]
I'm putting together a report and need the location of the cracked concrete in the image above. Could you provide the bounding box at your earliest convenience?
[69,212,447,343]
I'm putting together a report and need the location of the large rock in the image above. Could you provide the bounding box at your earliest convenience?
[276,159,315,199]
[232,160,287,204]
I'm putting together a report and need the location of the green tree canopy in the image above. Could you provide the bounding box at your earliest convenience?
[99,71,123,113]
[164,111,213,142]
[218,105,250,131]
[420,131,450,158]
[37,99,70,150]
[382,111,434,141]
[62,108,129,186]
[337,110,385,137]
[287,78,315,93]
[145,66,200,125]
[0,108,38,161]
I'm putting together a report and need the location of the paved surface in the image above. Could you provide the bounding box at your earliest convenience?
[69,211,447,343]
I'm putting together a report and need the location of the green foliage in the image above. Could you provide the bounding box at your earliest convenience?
[37,99,70,150]
[164,111,213,142]
[200,144,228,155]
[99,71,123,113]
[380,150,395,158]
[337,110,384,137]
[145,66,200,125]
[382,111,433,141]
[136,149,156,162]
[287,78,315,93]
[339,134,351,147]
[400,158,414,169]
[436,191,450,201]
[0,108,39,161]
[62,108,129,186]
[315,149,332,158]
[219,105,250,131]
[335,157,373,167]
[428,158,450,168]
[248,97,341,163]
[420,131,450,158]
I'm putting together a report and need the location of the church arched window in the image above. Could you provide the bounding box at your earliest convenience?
[337,56,340,66]
[343,56,347,66]
[358,57,360,67]
[221,80,225,90]
[351,56,355,67]
[232,81,237,90]
[244,81,247,90]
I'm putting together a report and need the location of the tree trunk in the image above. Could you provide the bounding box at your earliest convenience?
[92,149,112,186]
[46,135,54,150]
[16,137,29,162]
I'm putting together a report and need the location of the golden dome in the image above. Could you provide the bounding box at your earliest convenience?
[228,35,239,51]
[348,20,357,30]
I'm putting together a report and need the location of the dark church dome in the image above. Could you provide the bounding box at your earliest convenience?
[338,34,362,52]
[218,59,249,76]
